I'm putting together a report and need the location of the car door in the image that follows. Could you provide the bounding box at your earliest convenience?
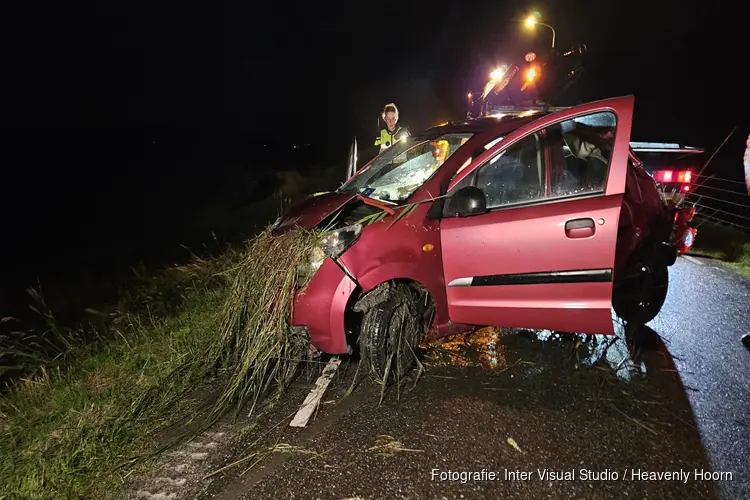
[440,96,634,334]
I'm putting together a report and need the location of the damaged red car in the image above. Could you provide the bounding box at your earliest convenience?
[272,96,696,374]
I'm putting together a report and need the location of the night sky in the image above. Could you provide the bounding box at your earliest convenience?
[1,1,748,315]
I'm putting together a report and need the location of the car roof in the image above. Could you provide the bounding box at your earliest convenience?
[422,112,549,137]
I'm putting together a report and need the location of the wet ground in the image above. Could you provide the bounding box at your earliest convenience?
[127,257,750,500]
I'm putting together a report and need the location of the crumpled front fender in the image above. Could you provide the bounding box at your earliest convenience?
[291,258,356,354]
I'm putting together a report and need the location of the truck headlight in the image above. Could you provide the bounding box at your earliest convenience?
[296,224,362,287]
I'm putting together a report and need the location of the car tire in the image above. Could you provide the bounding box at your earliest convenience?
[359,284,425,379]
[613,259,669,326]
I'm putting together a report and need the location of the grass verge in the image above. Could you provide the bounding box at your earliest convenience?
[0,225,324,498]
[0,285,228,499]
[691,218,750,277]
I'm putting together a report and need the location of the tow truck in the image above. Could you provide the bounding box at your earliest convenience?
[629,141,704,194]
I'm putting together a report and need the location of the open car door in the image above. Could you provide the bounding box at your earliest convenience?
[440,96,634,334]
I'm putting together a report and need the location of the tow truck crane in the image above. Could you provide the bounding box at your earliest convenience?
[465,39,705,196]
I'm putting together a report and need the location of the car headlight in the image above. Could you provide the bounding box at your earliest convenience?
[296,224,362,287]
[319,224,362,259]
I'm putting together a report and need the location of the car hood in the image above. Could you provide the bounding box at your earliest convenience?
[272,191,358,234]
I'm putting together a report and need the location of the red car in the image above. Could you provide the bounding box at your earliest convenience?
[273,96,695,375]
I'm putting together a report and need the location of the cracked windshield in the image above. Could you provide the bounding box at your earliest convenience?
[341,133,472,202]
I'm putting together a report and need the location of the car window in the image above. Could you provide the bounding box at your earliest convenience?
[547,111,616,197]
[339,133,473,203]
[448,110,617,211]
[476,134,543,208]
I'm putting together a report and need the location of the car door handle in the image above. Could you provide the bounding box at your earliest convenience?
[565,218,595,238]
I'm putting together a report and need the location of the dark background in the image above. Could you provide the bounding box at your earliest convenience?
[1,0,748,320]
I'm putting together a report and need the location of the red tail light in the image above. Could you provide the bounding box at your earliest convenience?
[653,169,692,185]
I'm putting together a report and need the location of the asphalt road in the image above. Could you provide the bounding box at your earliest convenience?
[198,256,749,500]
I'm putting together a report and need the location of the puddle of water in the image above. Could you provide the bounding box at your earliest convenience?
[527,324,646,382]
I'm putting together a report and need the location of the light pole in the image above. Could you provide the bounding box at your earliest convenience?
[524,15,556,49]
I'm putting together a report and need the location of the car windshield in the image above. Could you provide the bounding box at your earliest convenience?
[339,133,473,202]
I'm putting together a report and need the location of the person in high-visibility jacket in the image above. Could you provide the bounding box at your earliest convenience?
[375,103,410,152]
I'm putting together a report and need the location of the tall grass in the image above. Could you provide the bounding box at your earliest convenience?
[692,218,750,277]
[0,227,318,494]
[0,226,324,498]
[0,246,237,386]
[0,172,338,497]
[204,228,321,419]
[0,286,228,499]
[129,227,322,431]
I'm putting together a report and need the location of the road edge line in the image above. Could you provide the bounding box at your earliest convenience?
[289,357,341,427]
[681,255,704,266]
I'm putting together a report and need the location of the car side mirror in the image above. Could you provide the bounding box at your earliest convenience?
[445,186,487,217]
[426,199,444,220]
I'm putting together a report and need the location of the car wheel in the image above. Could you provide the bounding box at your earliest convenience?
[359,284,425,379]
[613,259,669,326]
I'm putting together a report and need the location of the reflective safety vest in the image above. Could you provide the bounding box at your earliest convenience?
[374,126,408,152]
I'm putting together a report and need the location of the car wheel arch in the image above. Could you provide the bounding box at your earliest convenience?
[348,278,435,312]
[353,262,447,320]
[347,278,438,335]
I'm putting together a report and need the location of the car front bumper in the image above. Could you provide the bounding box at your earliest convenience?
[290,257,356,354]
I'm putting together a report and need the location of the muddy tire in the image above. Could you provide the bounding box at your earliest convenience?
[359,284,425,379]
[613,259,669,326]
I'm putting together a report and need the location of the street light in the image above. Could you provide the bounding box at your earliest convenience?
[524,14,556,49]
